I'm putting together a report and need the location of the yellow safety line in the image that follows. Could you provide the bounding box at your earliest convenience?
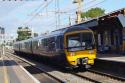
[2,57,9,83]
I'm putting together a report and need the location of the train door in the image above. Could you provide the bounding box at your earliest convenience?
[37,38,42,55]
[56,36,63,51]
[31,40,33,54]
[48,37,55,51]
[32,40,39,55]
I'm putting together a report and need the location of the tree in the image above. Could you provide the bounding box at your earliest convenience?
[81,7,105,18]
[16,27,32,41]
[18,27,22,29]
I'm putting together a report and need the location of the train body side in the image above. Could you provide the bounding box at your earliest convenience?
[13,42,20,54]
[31,35,68,66]
[14,35,68,66]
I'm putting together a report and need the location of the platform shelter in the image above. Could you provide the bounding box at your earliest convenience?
[75,8,125,54]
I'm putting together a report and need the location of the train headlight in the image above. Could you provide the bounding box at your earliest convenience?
[70,52,75,56]
[89,50,94,54]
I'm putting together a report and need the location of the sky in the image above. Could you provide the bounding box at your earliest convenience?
[0,0,125,38]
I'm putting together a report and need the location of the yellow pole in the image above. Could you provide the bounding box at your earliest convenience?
[124,9,125,15]
[77,0,82,24]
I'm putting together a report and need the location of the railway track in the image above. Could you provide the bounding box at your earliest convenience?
[5,53,63,83]
[6,51,93,83]
[71,70,125,83]
[70,66,125,83]
[6,51,125,83]
[88,69,125,82]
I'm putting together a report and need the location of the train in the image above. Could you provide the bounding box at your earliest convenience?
[13,26,96,68]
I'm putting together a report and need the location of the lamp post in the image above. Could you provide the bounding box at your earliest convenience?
[73,0,83,24]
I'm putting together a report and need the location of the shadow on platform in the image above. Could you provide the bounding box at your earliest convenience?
[0,60,18,66]
[97,53,125,58]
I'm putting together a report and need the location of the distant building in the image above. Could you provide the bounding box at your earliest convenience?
[0,27,5,34]
[0,27,5,45]
[5,34,15,49]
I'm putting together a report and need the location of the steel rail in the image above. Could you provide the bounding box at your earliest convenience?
[71,72,100,83]
[88,69,125,82]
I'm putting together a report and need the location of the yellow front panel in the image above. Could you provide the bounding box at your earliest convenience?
[64,30,96,66]
[65,49,96,66]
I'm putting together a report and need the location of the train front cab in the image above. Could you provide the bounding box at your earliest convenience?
[64,30,96,68]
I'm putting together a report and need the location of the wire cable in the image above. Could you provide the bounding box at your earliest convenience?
[23,0,54,25]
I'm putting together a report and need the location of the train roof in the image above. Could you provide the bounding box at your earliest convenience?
[30,26,90,39]
[50,26,90,35]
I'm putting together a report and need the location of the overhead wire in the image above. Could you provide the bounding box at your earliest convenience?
[23,0,54,26]
[54,0,108,28]
[24,0,91,27]
[30,1,47,15]
[22,1,46,26]
[24,0,108,31]
[47,0,107,20]
[39,0,108,29]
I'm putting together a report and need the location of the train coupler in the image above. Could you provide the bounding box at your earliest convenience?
[77,58,88,65]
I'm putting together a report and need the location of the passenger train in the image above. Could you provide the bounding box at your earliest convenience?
[13,26,96,68]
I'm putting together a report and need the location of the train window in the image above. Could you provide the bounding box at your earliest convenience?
[42,38,48,47]
[36,41,39,48]
[48,37,55,50]
[22,43,25,49]
[67,33,81,48]
[38,39,41,47]
[81,33,94,46]
[66,32,94,51]
[56,36,60,49]
[44,39,46,46]
[56,36,63,49]
[25,42,30,49]
[32,40,38,49]
[41,39,44,46]
[60,37,63,49]
[67,33,81,51]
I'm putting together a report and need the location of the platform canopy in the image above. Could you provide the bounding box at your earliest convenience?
[73,8,125,29]
[74,19,98,28]
[117,14,125,28]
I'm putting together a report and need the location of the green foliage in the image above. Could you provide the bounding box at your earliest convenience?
[81,7,105,18]
[17,27,32,41]
[18,27,22,29]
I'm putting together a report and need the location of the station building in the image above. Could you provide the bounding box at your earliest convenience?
[75,8,125,54]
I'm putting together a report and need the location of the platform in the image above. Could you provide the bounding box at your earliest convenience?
[93,54,125,78]
[97,53,125,63]
[0,56,40,83]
